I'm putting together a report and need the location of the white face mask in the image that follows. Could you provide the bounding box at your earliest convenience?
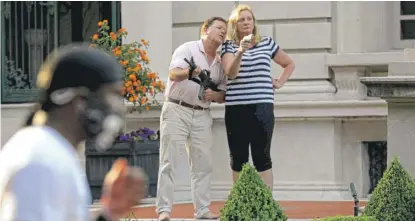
[94,114,124,152]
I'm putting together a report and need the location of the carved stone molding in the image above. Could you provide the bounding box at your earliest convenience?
[332,66,368,100]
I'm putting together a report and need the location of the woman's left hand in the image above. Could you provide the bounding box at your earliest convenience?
[272,78,283,89]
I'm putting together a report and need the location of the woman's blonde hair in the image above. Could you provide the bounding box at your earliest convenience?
[226,4,261,45]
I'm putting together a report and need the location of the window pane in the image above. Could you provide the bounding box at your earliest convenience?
[1,1,59,103]
[401,20,415,40]
[401,2,415,15]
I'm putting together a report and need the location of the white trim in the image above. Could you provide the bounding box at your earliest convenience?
[123,99,387,121]
[1,99,387,121]
[326,51,406,67]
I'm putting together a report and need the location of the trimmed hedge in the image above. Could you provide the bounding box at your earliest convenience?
[362,156,415,221]
[313,216,377,221]
[220,164,287,221]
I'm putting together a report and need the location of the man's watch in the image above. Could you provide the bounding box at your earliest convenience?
[96,214,110,221]
[91,206,114,221]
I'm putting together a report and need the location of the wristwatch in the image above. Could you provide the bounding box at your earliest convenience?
[96,214,110,221]
[91,206,113,221]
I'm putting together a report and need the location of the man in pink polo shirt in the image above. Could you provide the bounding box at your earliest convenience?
[156,17,228,221]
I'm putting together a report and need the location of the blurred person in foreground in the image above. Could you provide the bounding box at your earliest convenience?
[0,45,148,221]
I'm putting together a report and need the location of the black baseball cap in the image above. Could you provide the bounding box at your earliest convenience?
[25,44,123,126]
[38,44,123,93]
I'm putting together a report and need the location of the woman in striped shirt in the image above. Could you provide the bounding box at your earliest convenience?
[221,4,295,190]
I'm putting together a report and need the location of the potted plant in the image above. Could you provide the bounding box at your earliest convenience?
[118,127,160,199]
[86,127,161,200]
[85,19,165,200]
[90,19,165,112]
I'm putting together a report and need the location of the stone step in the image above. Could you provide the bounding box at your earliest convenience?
[90,200,367,220]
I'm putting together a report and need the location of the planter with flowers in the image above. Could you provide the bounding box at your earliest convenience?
[85,20,165,200]
[86,127,160,200]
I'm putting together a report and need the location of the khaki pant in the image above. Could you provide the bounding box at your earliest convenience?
[156,102,213,217]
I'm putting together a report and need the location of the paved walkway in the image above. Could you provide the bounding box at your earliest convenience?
[119,200,367,220]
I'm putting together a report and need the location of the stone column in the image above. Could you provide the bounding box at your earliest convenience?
[361,56,415,176]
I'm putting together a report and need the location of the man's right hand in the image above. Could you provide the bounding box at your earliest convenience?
[188,66,201,77]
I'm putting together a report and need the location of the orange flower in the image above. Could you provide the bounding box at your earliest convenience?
[97,21,103,27]
[125,81,132,87]
[129,97,134,102]
[143,57,150,63]
[103,19,108,24]
[120,60,128,66]
[92,34,99,40]
[113,49,121,56]
[140,97,147,105]
[129,74,137,81]
[132,64,141,73]
[110,32,117,41]
[146,72,156,79]
[141,39,149,46]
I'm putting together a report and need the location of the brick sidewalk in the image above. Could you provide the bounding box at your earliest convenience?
[123,201,367,219]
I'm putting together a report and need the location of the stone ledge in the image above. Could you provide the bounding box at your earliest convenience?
[361,77,415,101]
[1,100,387,120]
[161,182,355,202]
[326,51,406,67]
[125,100,387,120]
[361,76,415,85]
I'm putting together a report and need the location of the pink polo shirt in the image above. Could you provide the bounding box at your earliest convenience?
[166,39,227,108]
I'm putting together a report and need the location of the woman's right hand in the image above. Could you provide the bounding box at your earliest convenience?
[238,38,251,53]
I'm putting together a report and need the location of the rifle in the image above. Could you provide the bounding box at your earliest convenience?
[184,56,221,101]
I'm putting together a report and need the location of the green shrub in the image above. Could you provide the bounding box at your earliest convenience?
[362,156,415,221]
[220,164,287,221]
[312,216,377,221]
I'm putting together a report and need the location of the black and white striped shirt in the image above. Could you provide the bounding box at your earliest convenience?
[221,36,279,106]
